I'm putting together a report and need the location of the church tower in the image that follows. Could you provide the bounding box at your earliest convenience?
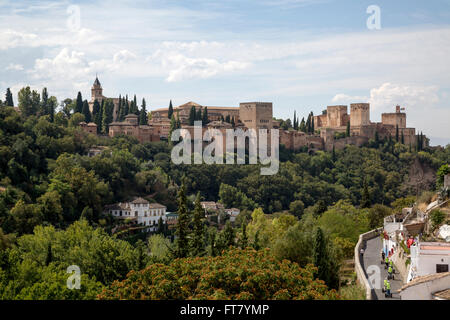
[91,76,103,101]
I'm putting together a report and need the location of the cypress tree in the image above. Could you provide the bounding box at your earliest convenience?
[420,132,424,150]
[93,100,102,133]
[346,121,350,137]
[133,94,138,114]
[124,95,129,115]
[401,131,404,144]
[253,230,261,250]
[135,240,147,270]
[223,220,235,247]
[300,117,306,132]
[225,115,231,123]
[239,220,248,249]
[48,96,55,122]
[139,98,147,125]
[306,114,311,133]
[117,94,122,120]
[188,106,196,126]
[175,179,190,258]
[311,112,314,132]
[157,217,165,234]
[5,88,14,106]
[40,87,48,116]
[196,108,202,121]
[231,116,235,127]
[82,100,91,122]
[102,102,108,134]
[313,227,327,281]
[313,227,339,290]
[190,193,205,257]
[45,243,52,266]
[168,100,174,119]
[202,106,208,124]
[293,111,298,130]
[361,179,371,208]
[75,92,83,114]
[395,125,399,142]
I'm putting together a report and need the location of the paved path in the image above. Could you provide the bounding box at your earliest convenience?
[360,237,404,300]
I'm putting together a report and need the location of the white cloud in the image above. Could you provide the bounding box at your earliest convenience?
[156,52,249,82]
[0,28,103,50]
[6,63,24,71]
[368,82,440,113]
[332,93,368,103]
[0,29,38,50]
[332,82,449,139]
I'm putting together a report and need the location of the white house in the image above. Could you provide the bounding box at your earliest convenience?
[408,241,450,282]
[104,197,166,232]
[225,208,240,222]
[400,272,450,300]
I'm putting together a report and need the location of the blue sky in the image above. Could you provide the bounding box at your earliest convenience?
[1,0,450,145]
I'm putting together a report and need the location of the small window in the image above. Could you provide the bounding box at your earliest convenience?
[436,264,449,273]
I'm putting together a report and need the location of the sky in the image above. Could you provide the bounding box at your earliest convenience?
[1,0,449,145]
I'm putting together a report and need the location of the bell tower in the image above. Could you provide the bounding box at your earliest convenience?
[91,75,103,101]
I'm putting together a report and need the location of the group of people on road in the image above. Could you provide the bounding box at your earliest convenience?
[381,250,395,298]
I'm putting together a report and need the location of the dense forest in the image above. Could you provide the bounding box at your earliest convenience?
[0,87,449,300]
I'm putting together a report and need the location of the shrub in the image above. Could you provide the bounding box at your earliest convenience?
[430,209,446,228]
[98,248,340,300]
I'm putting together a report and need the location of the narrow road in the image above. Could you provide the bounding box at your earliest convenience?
[360,237,404,300]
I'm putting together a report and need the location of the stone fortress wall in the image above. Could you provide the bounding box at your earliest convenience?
[82,77,427,151]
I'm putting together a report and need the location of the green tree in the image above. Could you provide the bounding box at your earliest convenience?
[360,180,371,208]
[175,180,190,258]
[223,220,235,248]
[289,200,305,218]
[5,88,14,106]
[18,86,40,116]
[82,100,91,123]
[299,117,306,132]
[40,87,48,116]
[75,92,83,114]
[101,99,114,133]
[346,121,350,137]
[436,164,449,188]
[188,106,196,126]
[190,192,205,256]
[313,227,339,290]
[99,248,340,300]
[168,100,174,119]
[202,106,208,124]
[68,112,85,127]
[139,98,147,125]
[92,99,102,132]
[238,219,248,249]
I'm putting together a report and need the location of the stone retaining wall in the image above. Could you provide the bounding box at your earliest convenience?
[354,228,383,300]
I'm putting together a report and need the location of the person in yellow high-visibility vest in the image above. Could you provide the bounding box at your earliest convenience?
[383,279,388,292]
[388,265,393,279]
[386,280,391,297]
[385,256,389,269]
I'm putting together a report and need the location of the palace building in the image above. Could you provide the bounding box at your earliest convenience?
[83,76,427,152]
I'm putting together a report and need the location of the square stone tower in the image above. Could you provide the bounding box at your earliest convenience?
[350,103,370,126]
[381,105,407,128]
[239,102,273,130]
[326,105,348,127]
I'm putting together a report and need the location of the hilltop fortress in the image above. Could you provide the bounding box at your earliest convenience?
[81,77,427,151]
